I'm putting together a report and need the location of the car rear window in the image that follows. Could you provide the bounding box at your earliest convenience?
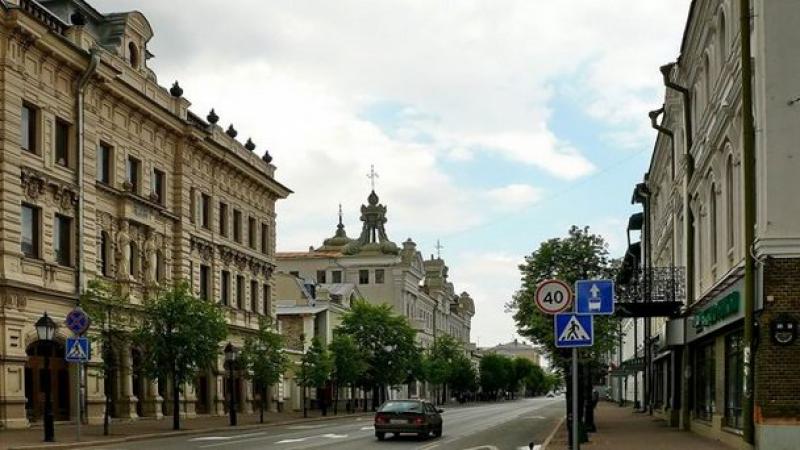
[378,401,422,413]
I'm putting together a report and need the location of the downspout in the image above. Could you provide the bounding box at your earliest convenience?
[739,0,756,443]
[75,48,101,300]
[648,107,675,181]
[659,63,694,430]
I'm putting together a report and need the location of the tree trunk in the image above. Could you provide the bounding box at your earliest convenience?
[333,382,339,416]
[260,385,266,424]
[172,372,180,430]
[303,385,307,418]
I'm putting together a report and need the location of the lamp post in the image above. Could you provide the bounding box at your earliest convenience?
[224,342,238,426]
[35,312,57,442]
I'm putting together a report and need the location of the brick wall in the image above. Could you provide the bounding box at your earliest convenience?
[756,258,800,419]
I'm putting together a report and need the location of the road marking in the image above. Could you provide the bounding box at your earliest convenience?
[286,424,324,429]
[189,436,233,441]
[276,437,308,444]
[321,433,348,438]
[360,425,374,430]
[519,415,547,419]
[462,446,499,450]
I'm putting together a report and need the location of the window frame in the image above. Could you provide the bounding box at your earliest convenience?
[233,209,242,243]
[21,102,38,154]
[332,270,342,283]
[126,156,141,193]
[200,193,211,229]
[21,203,40,259]
[219,201,229,237]
[248,216,257,249]
[262,283,270,315]
[236,275,245,309]
[54,118,71,168]
[200,264,211,301]
[96,142,112,184]
[359,269,369,285]
[54,213,73,266]
[261,223,269,254]
[152,167,166,205]
[250,279,258,312]
[221,270,231,306]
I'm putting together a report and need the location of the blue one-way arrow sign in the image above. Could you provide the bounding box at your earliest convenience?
[554,313,594,348]
[576,279,615,315]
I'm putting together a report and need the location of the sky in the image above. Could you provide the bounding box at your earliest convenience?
[99,0,691,348]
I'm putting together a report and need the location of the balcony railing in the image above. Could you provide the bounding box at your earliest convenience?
[615,266,685,318]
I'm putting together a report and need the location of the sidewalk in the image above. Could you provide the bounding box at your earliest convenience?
[547,401,734,450]
[0,408,370,450]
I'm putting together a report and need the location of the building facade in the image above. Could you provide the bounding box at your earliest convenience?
[0,0,290,429]
[614,1,800,448]
[276,190,475,352]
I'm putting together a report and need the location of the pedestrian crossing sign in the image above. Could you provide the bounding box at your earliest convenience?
[554,313,593,348]
[65,337,90,363]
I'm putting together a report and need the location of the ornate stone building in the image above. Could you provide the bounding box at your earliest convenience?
[0,0,290,429]
[276,190,475,353]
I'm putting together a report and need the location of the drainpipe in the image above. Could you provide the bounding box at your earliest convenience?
[648,107,676,180]
[75,48,101,300]
[739,0,756,443]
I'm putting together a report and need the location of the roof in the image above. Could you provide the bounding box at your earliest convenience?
[276,250,342,260]
[318,283,357,296]
[276,305,329,315]
[485,340,538,352]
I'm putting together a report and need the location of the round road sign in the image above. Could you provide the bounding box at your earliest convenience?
[535,279,573,314]
[65,307,91,336]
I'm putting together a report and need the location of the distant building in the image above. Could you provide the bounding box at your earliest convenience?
[481,340,541,367]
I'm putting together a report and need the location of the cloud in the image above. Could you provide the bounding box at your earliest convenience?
[484,184,544,210]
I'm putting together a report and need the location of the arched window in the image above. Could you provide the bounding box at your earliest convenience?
[718,13,727,69]
[726,154,735,250]
[703,53,711,110]
[710,183,718,266]
[128,42,139,68]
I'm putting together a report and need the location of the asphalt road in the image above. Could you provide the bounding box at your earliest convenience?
[84,396,564,450]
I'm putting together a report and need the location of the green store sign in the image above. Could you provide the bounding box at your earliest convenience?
[693,291,740,331]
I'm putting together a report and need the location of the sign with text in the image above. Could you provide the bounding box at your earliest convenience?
[535,279,573,314]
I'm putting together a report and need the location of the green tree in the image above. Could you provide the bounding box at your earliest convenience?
[329,333,367,414]
[510,357,537,398]
[298,336,333,417]
[81,279,129,436]
[336,300,419,410]
[479,353,511,399]
[423,335,464,404]
[239,317,288,423]
[133,281,228,430]
[448,354,478,399]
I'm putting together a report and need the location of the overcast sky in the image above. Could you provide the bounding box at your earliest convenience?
[99,0,690,348]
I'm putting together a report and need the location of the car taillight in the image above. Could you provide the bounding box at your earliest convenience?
[375,414,387,424]
[414,416,424,425]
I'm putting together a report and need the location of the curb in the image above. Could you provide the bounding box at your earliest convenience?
[7,412,373,450]
[540,415,565,450]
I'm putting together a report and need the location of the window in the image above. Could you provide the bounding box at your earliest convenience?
[317,270,326,284]
[236,275,245,309]
[221,270,230,306]
[126,156,140,193]
[710,183,718,266]
[250,280,258,311]
[128,42,139,68]
[718,13,727,68]
[248,217,256,249]
[200,193,211,229]
[21,204,40,258]
[726,155,735,250]
[359,269,369,284]
[156,251,165,282]
[261,223,269,254]
[21,103,37,153]
[262,284,270,315]
[100,231,110,276]
[200,264,210,301]
[233,210,242,242]
[53,214,72,266]
[694,341,715,421]
[151,168,165,205]
[332,270,342,283]
[725,331,743,429]
[96,143,111,184]
[703,53,711,110]
[55,119,70,167]
[129,242,139,278]
[219,202,228,237]
[375,269,385,284]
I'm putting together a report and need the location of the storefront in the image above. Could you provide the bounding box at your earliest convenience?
[684,278,746,448]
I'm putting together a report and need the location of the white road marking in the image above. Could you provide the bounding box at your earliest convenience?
[276,437,308,444]
[462,446,499,450]
[360,425,374,430]
[286,424,324,429]
[321,433,348,438]
[189,436,232,441]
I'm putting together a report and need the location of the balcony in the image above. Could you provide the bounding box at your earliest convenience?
[615,266,685,318]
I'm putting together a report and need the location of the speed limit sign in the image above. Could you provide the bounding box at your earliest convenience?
[535,279,572,314]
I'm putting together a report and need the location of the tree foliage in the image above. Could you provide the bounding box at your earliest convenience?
[336,300,419,388]
[299,336,333,389]
[329,333,367,389]
[240,316,289,422]
[479,353,511,396]
[133,281,228,429]
[506,225,619,370]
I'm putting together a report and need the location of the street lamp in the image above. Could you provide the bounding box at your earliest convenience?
[35,312,57,442]
[224,342,238,426]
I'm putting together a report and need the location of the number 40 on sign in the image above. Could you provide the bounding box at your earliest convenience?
[535,279,573,314]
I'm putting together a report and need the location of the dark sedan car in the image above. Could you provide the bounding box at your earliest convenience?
[374,399,443,440]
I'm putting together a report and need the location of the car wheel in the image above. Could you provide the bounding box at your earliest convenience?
[434,425,442,437]
[376,432,385,441]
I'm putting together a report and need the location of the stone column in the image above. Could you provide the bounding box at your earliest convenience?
[182,381,197,418]
[212,370,226,416]
[140,377,163,419]
[115,343,139,419]
[0,356,29,429]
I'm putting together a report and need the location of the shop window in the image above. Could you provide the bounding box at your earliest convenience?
[725,331,744,429]
[694,341,716,421]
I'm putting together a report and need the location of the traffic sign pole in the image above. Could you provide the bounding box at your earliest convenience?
[572,346,579,450]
